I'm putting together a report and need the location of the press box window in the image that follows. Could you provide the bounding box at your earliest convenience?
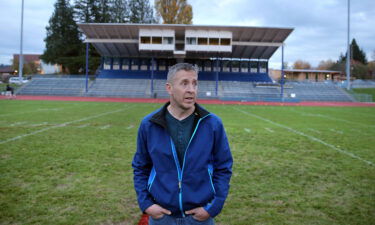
[163,37,173,44]
[152,37,162,44]
[186,37,197,45]
[209,38,219,45]
[198,38,208,45]
[140,37,151,44]
[220,38,231,45]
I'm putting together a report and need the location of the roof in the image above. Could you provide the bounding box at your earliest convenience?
[78,23,293,60]
[284,69,341,73]
[13,54,41,63]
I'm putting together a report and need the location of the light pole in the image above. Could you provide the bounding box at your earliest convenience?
[19,0,24,79]
[345,0,351,90]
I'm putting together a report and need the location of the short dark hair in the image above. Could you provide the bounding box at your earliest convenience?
[167,63,199,83]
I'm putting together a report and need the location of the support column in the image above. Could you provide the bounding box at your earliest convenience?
[151,57,154,97]
[85,42,89,93]
[280,44,285,100]
[215,58,219,97]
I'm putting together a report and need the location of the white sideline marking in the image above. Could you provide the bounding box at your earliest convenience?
[288,109,375,128]
[10,122,27,127]
[126,125,134,130]
[244,128,251,133]
[0,108,64,117]
[77,123,90,128]
[100,125,111,130]
[234,107,374,167]
[307,128,321,134]
[30,122,48,127]
[329,128,343,134]
[265,127,274,133]
[0,106,133,145]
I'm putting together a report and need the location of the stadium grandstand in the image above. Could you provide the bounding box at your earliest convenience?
[16,23,359,102]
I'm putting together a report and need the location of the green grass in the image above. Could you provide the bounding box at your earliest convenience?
[352,88,375,101]
[1,100,374,225]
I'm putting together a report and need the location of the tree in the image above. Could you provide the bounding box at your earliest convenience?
[293,60,311,69]
[111,0,130,23]
[372,49,375,61]
[12,58,39,75]
[128,0,155,23]
[317,59,335,70]
[155,0,193,24]
[340,38,368,65]
[41,0,83,74]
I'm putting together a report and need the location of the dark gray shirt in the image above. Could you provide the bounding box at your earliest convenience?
[165,110,196,167]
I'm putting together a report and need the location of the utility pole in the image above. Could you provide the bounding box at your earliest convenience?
[345,0,351,90]
[19,0,25,79]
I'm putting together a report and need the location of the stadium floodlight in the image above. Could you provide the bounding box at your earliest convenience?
[18,0,24,79]
[346,0,351,90]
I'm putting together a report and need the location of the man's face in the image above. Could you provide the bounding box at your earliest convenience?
[166,70,198,111]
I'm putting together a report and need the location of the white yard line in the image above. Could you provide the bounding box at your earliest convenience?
[329,128,343,134]
[77,123,90,128]
[10,121,27,127]
[0,106,133,145]
[244,128,251,133]
[100,125,111,130]
[126,125,134,130]
[307,128,321,134]
[234,107,374,167]
[287,108,375,128]
[265,127,274,133]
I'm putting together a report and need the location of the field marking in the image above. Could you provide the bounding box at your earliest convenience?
[10,121,27,127]
[265,127,274,133]
[307,128,321,134]
[126,125,134,130]
[286,108,375,128]
[329,128,343,134]
[244,128,251,133]
[234,107,374,167]
[77,123,90,128]
[30,122,49,127]
[100,125,111,130]
[0,106,134,145]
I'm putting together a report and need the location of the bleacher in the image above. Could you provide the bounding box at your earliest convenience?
[16,77,87,96]
[86,79,150,98]
[15,76,358,102]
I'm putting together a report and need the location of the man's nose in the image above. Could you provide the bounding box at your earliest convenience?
[186,83,196,92]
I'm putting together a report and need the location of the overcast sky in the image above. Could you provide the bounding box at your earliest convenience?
[0,0,374,69]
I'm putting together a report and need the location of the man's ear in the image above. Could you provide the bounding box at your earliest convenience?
[166,82,172,95]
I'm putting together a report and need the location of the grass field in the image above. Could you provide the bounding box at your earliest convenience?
[1,100,374,225]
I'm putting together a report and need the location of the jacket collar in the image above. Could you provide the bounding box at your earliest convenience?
[150,102,210,129]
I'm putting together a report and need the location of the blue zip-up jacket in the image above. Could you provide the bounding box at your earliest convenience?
[132,103,233,218]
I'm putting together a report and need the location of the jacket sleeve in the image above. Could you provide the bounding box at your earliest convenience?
[204,118,233,218]
[132,121,155,212]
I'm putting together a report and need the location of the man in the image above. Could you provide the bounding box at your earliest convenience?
[133,63,233,225]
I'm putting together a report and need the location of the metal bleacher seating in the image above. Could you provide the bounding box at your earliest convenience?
[16,77,87,96]
[15,76,357,102]
[86,79,150,98]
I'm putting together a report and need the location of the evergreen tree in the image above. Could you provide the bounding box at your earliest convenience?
[128,0,155,23]
[339,38,368,64]
[41,0,83,74]
[111,0,130,23]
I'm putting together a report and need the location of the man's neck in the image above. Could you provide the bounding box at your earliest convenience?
[167,104,195,121]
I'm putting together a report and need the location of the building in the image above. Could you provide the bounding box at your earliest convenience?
[78,23,293,86]
[270,69,342,82]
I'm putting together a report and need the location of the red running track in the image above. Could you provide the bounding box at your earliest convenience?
[1,95,374,107]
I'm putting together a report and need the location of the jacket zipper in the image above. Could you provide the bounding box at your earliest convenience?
[170,114,210,218]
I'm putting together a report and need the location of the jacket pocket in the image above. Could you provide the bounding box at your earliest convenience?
[148,167,156,192]
[207,164,216,195]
